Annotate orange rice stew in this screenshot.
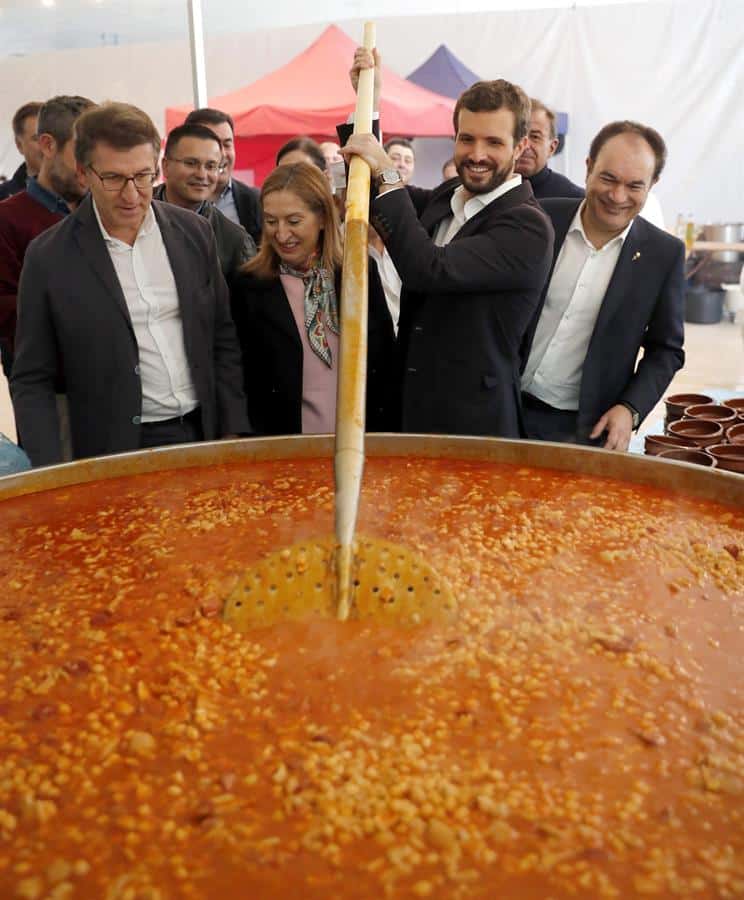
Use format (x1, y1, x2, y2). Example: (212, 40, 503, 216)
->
(1, 456, 743, 899)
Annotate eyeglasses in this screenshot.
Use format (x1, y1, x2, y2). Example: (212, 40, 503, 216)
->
(88, 166, 158, 192)
(166, 156, 226, 175)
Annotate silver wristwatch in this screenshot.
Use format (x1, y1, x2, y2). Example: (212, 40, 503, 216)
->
(377, 168, 402, 186)
(620, 402, 641, 430)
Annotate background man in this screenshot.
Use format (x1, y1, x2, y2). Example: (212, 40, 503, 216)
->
(0, 95, 94, 376)
(383, 137, 416, 184)
(515, 99, 584, 200)
(319, 140, 343, 167)
(342, 50, 553, 438)
(520, 121, 685, 450)
(441, 157, 458, 181)
(0, 102, 44, 201)
(11, 102, 250, 466)
(184, 107, 262, 245)
(155, 123, 256, 282)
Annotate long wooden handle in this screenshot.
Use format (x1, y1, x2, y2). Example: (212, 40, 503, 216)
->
(335, 22, 375, 621)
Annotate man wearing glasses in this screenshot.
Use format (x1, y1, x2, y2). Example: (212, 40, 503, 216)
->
(184, 108, 262, 246)
(11, 102, 251, 466)
(154, 123, 255, 282)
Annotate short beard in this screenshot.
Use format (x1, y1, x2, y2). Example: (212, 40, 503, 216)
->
(455, 159, 512, 195)
(48, 164, 86, 205)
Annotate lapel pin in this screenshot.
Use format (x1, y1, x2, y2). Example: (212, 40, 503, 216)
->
(632, 251, 641, 262)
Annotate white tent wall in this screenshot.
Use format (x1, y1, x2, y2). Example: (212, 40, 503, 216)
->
(1, 0, 742, 224)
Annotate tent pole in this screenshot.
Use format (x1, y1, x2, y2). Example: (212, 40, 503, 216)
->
(187, 0, 208, 108)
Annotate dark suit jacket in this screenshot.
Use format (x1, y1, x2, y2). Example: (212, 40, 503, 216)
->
(153, 185, 256, 282)
(528, 166, 585, 201)
(371, 180, 554, 438)
(230, 264, 398, 435)
(0, 163, 27, 202)
(521, 197, 685, 441)
(231, 179, 262, 246)
(11, 196, 251, 467)
(204, 203, 256, 282)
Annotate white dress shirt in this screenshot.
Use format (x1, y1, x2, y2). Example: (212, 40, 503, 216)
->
(521, 202, 633, 410)
(372, 174, 522, 334)
(93, 200, 198, 422)
(375, 173, 522, 248)
(434, 174, 522, 246)
(368, 244, 402, 333)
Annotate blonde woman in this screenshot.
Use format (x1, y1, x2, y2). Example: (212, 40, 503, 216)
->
(230, 162, 397, 435)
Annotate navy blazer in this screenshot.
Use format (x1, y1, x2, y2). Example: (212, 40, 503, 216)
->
(230, 263, 398, 435)
(528, 166, 585, 201)
(0, 163, 27, 202)
(11, 196, 251, 466)
(371, 180, 553, 438)
(521, 198, 685, 440)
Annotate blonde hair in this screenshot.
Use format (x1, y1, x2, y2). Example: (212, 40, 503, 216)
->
(244, 162, 343, 279)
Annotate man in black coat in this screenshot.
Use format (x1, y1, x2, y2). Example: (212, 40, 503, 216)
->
(515, 99, 584, 200)
(155, 123, 256, 283)
(184, 108, 262, 245)
(520, 121, 685, 450)
(11, 102, 250, 467)
(341, 51, 554, 439)
(0, 102, 43, 202)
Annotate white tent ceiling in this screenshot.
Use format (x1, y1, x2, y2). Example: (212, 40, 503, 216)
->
(1, 0, 678, 56)
(1, 0, 742, 224)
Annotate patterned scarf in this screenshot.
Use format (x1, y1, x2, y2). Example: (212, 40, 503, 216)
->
(280, 259, 339, 367)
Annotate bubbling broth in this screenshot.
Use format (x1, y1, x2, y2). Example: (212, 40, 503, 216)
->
(0, 457, 743, 899)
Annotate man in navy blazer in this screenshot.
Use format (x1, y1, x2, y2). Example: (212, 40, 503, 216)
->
(520, 121, 685, 450)
(341, 49, 553, 439)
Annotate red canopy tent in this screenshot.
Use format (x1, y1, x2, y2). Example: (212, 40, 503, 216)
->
(165, 25, 455, 185)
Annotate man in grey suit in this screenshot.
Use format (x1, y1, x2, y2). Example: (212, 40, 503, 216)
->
(11, 102, 251, 467)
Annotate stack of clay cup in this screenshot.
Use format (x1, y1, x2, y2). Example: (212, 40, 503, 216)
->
(644, 394, 744, 471)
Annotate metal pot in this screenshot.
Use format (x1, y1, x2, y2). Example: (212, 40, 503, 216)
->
(2, 435, 742, 900)
(702, 222, 744, 262)
(1, 434, 742, 508)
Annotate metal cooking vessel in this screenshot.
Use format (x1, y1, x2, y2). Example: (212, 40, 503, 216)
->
(702, 222, 744, 262)
(1, 434, 742, 508)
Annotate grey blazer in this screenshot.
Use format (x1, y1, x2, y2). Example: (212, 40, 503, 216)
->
(152, 184, 256, 282)
(11, 196, 251, 466)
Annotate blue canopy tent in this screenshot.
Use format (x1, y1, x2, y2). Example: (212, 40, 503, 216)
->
(407, 44, 482, 99)
(404, 44, 571, 187)
(408, 43, 569, 144)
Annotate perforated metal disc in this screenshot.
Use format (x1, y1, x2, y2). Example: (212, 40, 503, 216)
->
(222, 534, 457, 631)
(350, 537, 458, 625)
(223, 537, 336, 631)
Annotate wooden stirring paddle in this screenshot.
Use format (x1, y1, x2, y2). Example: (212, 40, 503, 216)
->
(223, 24, 456, 630)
